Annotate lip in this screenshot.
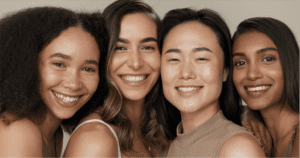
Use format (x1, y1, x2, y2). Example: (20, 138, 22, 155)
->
(118, 74, 150, 86)
(243, 84, 272, 97)
(51, 90, 82, 108)
(175, 85, 203, 97)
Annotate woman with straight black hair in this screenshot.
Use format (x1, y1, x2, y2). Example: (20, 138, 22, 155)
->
(232, 17, 299, 157)
(0, 7, 108, 157)
(158, 8, 265, 157)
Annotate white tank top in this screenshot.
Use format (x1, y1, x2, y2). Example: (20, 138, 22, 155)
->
(61, 119, 121, 158)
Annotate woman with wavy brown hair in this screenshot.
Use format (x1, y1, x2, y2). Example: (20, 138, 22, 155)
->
(63, 0, 169, 157)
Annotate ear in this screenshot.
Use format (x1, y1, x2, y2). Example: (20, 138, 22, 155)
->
(222, 68, 229, 82)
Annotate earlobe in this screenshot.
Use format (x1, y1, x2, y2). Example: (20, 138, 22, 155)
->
(223, 68, 229, 82)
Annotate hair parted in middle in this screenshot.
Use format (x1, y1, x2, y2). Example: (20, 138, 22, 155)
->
(158, 8, 242, 125)
(100, 0, 168, 153)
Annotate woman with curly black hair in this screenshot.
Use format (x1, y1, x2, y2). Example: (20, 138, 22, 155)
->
(63, 0, 170, 157)
(0, 7, 108, 157)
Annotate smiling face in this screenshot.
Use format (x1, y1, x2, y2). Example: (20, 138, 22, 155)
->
(161, 21, 228, 115)
(232, 30, 285, 111)
(109, 13, 160, 102)
(38, 27, 100, 120)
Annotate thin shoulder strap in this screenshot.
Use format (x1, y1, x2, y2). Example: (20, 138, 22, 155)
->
(71, 119, 122, 158)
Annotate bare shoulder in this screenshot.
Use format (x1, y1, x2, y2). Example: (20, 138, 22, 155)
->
(63, 120, 119, 157)
(291, 125, 299, 157)
(219, 132, 266, 157)
(0, 118, 43, 157)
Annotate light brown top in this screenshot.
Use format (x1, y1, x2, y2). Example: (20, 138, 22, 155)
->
(167, 110, 252, 157)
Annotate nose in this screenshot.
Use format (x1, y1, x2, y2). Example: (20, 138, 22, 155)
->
(63, 70, 83, 91)
(179, 61, 196, 80)
(127, 49, 144, 71)
(247, 63, 263, 81)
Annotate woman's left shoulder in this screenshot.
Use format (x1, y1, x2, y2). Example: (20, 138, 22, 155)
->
(219, 132, 266, 157)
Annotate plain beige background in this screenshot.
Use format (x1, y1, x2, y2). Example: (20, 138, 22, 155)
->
(0, 0, 299, 154)
(0, 0, 299, 44)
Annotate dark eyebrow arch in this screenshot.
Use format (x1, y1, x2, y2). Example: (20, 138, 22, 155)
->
(233, 47, 278, 58)
(85, 60, 98, 65)
(140, 37, 157, 43)
(193, 47, 213, 53)
(257, 47, 278, 53)
(164, 48, 181, 54)
(49, 53, 71, 59)
(117, 38, 129, 44)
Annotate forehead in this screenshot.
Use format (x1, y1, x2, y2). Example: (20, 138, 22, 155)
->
(39, 27, 100, 61)
(233, 30, 277, 52)
(119, 13, 157, 39)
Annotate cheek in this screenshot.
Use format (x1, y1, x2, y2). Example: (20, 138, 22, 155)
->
(161, 62, 175, 86)
(84, 76, 99, 94)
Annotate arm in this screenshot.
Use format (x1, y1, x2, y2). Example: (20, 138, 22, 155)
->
(63, 121, 119, 157)
(0, 119, 43, 157)
(219, 132, 266, 157)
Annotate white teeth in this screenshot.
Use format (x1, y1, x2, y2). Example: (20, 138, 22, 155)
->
(121, 75, 147, 82)
(177, 87, 200, 92)
(53, 91, 79, 103)
(247, 86, 271, 92)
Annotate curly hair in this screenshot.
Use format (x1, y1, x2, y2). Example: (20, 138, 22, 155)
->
(100, 0, 169, 154)
(158, 8, 242, 126)
(0, 7, 108, 131)
(232, 17, 299, 117)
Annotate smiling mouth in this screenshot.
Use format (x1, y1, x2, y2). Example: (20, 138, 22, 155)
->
(52, 90, 80, 103)
(176, 87, 201, 92)
(120, 75, 148, 82)
(245, 85, 271, 92)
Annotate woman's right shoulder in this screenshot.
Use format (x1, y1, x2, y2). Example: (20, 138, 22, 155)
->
(0, 117, 43, 157)
(63, 118, 119, 157)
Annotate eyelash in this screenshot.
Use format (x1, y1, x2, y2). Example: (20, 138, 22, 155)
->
(53, 62, 65, 68)
(262, 57, 275, 62)
(115, 46, 127, 51)
(52, 62, 96, 72)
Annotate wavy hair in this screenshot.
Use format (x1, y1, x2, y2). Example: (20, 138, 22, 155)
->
(100, 0, 169, 154)
(232, 17, 299, 115)
(158, 8, 242, 126)
(0, 7, 108, 131)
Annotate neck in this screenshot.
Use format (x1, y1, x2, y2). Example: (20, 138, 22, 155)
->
(181, 101, 220, 134)
(38, 110, 62, 141)
(260, 101, 299, 145)
(123, 98, 145, 134)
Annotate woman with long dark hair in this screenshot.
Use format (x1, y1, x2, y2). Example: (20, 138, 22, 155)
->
(63, 0, 169, 157)
(158, 8, 265, 157)
(232, 17, 299, 157)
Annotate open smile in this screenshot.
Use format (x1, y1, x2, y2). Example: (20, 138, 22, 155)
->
(245, 85, 272, 92)
(120, 75, 149, 82)
(52, 90, 81, 103)
(176, 86, 202, 93)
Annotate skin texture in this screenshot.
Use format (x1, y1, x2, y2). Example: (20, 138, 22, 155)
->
(161, 21, 265, 157)
(233, 30, 299, 157)
(109, 13, 160, 102)
(161, 21, 227, 134)
(0, 27, 100, 157)
(64, 13, 160, 157)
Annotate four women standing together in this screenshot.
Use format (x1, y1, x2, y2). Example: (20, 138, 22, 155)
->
(0, 0, 298, 157)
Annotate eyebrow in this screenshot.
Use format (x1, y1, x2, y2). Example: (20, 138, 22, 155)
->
(164, 47, 213, 54)
(232, 47, 278, 57)
(85, 60, 98, 65)
(49, 53, 98, 65)
(117, 37, 157, 44)
(49, 53, 71, 59)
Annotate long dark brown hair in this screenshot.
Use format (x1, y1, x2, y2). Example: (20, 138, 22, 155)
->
(100, 0, 169, 154)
